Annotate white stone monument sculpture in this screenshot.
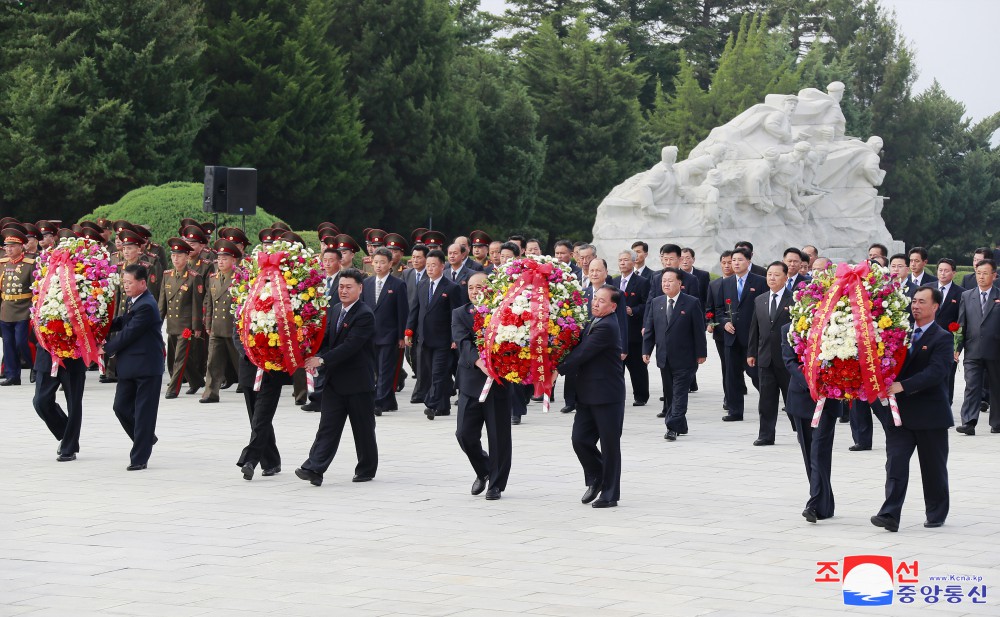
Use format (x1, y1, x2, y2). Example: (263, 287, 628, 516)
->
(592, 83, 902, 271)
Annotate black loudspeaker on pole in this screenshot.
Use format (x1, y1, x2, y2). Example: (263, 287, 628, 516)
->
(226, 168, 257, 216)
(203, 166, 228, 213)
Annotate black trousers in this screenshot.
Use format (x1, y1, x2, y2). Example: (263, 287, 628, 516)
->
(792, 410, 837, 518)
(757, 362, 790, 441)
(420, 345, 453, 412)
(660, 363, 694, 433)
(33, 359, 86, 456)
(237, 364, 284, 471)
(374, 343, 402, 409)
(302, 388, 378, 478)
(562, 373, 577, 408)
(623, 339, 649, 403)
(408, 338, 427, 402)
(878, 426, 950, 525)
(509, 383, 531, 419)
(723, 341, 758, 417)
(456, 385, 512, 491)
(572, 401, 624, 502)
(113, 374, 162, 466)
(713, 336, 726, 404)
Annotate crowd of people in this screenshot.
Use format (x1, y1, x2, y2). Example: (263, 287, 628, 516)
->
(2, 215, 999, 524)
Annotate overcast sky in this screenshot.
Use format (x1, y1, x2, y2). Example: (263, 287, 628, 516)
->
(478, 0, 998, 124)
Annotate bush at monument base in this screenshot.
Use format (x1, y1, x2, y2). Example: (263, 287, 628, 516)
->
(81, 182, 286, 245)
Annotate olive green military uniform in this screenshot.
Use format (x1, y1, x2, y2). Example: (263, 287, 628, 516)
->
(158, 268, 205, 396)
(202, 269, 239, 401)
(186, 251, 214, 390)
(0, 255, 36, 379)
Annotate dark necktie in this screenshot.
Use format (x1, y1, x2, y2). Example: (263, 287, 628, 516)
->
(911, 326, 923, 348)
(666, 298, 674, 325)
(336, 306, 347, 332)
(769, 292, 778, 321)
(126, 297, 134, 312)
(429, 280, 435, 303)
(983, 291, 989, 312)
(452, 270, 458, 281)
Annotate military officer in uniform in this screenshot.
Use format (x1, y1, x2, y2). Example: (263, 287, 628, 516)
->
(22, 223, 41, 258)
(1, 228, 36, 386)
(201, 239, 241, 403)
(159, 238, 205, 399)
(362, 228, 386, 276)
(470, 230, 491, 269)
(181, 225, 214, 391)
(36, 220, 59, 251)
(333, 234, 361, 270)
(384, 233, 408, 278)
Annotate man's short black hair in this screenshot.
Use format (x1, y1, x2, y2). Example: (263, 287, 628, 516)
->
(719, 250, 734, 261)
(124, 263, 148, 281)
(426, 249, 447, 263)
(937, 257, 957, 270)
(783, 247, 804, 260)
(976, 258, 997, 273)
(681, 247, 695, 258)
(500, 242, 520, 257)
(598, 284, 621, 305)
(659, 243, 681, 257)
(411, 243, 428, 257)
(373, 247, 393, 260)
(732, 247, 751, 261)
(340, 268, 365, 285)
(768, 260, 788, 274)
(555, 239, 573, 252)
(322, 247, 342, 260)
(631, 241, 648, 253)
(915, 284, 942, 305)
(908, 246, 928, 261)
(734, 240, 754, 253)
(660, 267, 683, 280)
(889, 253, 908, 264)
(868, 243, 888, 258)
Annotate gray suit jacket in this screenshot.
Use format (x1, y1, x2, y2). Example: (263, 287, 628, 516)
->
(957, 286, 1000, 360)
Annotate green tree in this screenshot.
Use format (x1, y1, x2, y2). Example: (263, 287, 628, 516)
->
(330, 0, 475, 236)
(0, 0, 209, 223)
(646, 52, 709, 158)
(519, 19, 646, 244)
(196, 0, 370, 230)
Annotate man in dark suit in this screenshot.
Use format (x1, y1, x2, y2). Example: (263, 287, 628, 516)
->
(362, 248, 409, 414)
(719, 247, 767, 421)
(616, 249, 651, 406)
(555, 240, 581, 279)
(648, 244, 700, 308)
(452, 273, 512, 500)
(558, 285, 626, 508)
(707, 251, 734, 408)
(871, 286, 953, 532)
(783, 248, 812, 294)
(296, 269, 379, 486)
(446, 242, 476, 304)
(32, 348, 87, 461)
(933, 258, 965, 404)
(680, 247, 710, 308)
(781, 323, 842, 523)
(102, 264, 165, 471)
(632, 241, 654, 280)
(903, 247, 935, 296)
(956, 259, 1000, 435)
(747, 261, 794, 445)
(402, 244, 429, 403)
(642, 268, 707, 440)
(302, 247, 345, 411)
(963, 248, 999, 289)
(406, 249, 461, 419)
(735, 240, 767, 277)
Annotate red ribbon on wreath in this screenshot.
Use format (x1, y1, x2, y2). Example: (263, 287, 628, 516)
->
(240, 250, 306, 374)
(33, 249, 104, 369)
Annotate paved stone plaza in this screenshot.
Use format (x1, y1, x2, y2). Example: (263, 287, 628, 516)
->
(3, 352, 999, 617)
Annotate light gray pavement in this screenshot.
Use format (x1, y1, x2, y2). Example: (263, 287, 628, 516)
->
(2, 350, 999, 617)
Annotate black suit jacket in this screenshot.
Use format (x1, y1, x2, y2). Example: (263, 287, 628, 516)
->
(890, 321, 954, 430)
(615, 274, 650, 343)
(320, 301, 376, 394)
(903, 271, 936, 297)
(447, 265, 476, 304)
(642, 293, 707, 369)
(583, 286, 628, 354)
(407, 275, 462, 349)
(558, 316, 625, 405)
(103, 291, 165, 378)
(634, 265, 654, 281)
(719, 272, 767, 348)
(361, 275, 409, 345)
(452, 304, 488, 395)
(649, 269, 701, 309)
(747, 288, 793, 368)
(706, 276, 728, 342)
(781, 323, 842, 420)
(686, 267, 711, 307)
(750, 263, 767, 277)
(786, 272, 812, 294)
(957, 285, 1000, 360)
(962, 272, 1000, 290)
(933, 283, 964, 330)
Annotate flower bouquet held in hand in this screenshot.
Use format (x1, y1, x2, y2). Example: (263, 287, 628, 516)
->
(948, 322, 963, 354)
(31, 236, 120, 374)
(787, 261, 911, 426)
(473, 255, 589, 412)
(232, 240, 328, 390)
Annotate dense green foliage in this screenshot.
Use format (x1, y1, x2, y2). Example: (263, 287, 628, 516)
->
(1, 0, 997, 259)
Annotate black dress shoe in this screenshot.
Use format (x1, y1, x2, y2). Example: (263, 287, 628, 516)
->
(199, 397, 220, 404)
(980, 401, 990, 413)
(57, 453, 76, 462)
(722, 415, 743, 422)
(664, 430, 677, 441)
(294, 397, 307, 406)
(870, 514, 899, 532)
(633, 400, 647, 406)
(374, 407, 383, 417)
(424, 408, 435, 420)
(295, 467, 323, 486)
(29, 369, 36, 383)
(923, 520, 944, 528)
(581, 485, 601, 504)
(0, 378, 21, 386)
(434, 409, 451, 416)
(126, 463, 147, 471)
(511, 415, 521, 425)
(186, 386, 200, 395)
(992, 427, 1000, 434)
(802, 508, 817, 523)
(485, 487, 501, 500)
(656, 411, 666, 418)
(560, 406, 575, 414)
(688, 386, 698, 393)
(261, 466, 281, 477)
(352, 474, 373, 482)
(592, 499, 617, 508)
(471, 475, 488, 495)
(530, 395, 543, 402)
(396, 379, 406, 393)
(659, 396, 664, 401)
(411, 397, 424, 405)
(849, 444, 872, 451)
(99, 375, 109, 383)
(235, 385, 244, 393)
(241, 462, 255, 481)
(753, 439, 774, 446)
(221, 381, 232, 390)
(164, 392, 178, 400)
(300, 402, 319, 412)
(956, 424, 975, 435)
